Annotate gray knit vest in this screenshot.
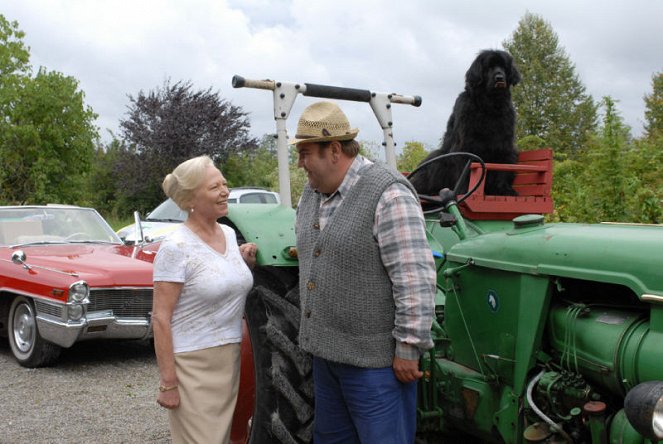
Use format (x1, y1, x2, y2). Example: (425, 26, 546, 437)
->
(297, 163, 418, 368)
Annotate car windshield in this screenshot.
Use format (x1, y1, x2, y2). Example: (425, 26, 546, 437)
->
(0, 207, 122, 246)
(146, 199, 188, 223)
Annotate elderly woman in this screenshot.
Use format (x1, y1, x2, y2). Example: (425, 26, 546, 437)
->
(152, 155, 257, 443)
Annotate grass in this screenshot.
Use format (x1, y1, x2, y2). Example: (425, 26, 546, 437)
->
(105, 215, 135, 231)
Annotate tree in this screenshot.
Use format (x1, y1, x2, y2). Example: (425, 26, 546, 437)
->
(552, 97, 661, 223)
(397, 141, 429, 173)
(623, 137, 663, 224)
(585, 97, 629, 221)
(84, 136, 127, 217)
(623, 74, 663, 222)
(117, 79, 258, 213)
(643, 71, 663, 140)
(503, 12, 597, 158)
(0, 16, 98, 204)
(359, 141, 381, 162)
(2, 69, 98, 204)
(552, 96, 662, 224)
(0, 15, 29, 108)
(0, 15, 31, 202)
(0, 15, 30, 105)
(224, 134, 278, 189)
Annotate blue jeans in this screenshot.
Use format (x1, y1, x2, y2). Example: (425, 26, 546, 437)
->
(312, 356, 417, 444)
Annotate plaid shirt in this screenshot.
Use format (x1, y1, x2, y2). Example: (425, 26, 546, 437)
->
(300, 155, 435, 360)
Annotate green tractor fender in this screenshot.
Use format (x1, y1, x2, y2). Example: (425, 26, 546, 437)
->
(224, 203, 298, 267)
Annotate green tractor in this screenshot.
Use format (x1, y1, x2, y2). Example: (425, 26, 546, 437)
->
(227, 76, 663, 444)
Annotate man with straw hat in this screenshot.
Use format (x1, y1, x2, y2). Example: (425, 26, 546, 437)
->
(293, 101, 436, 443)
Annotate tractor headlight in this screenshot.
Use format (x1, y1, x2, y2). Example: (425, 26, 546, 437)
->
(69, 281, 89, 303)
(624, 381, 663, 440)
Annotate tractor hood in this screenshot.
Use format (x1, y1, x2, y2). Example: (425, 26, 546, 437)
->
(447, 221, 663, 298)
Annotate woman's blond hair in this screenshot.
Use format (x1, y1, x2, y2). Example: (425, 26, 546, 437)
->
(162, 155, 215, 210)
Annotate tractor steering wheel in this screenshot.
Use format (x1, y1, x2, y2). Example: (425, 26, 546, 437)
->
(408, 152, 487, 212)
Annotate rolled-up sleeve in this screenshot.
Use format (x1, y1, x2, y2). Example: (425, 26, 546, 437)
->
(375, 182, 436, 360)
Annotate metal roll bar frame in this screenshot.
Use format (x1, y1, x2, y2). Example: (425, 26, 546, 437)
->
(232, 75, 421, 207)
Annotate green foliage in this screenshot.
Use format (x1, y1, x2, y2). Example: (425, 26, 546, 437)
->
(0, 15, 30, 204)
(0, 15, 30, 113)
(0, 15, 98, 205)
(517, 135, 547, 152)
(503, 13, 659, 224)
(224, 134, 278, 189)
(549, 158, 584, 222)
(286, 143, 308, 207)
(288, 159, 308, 207)
(104, 214, 135, 232)
(586, 97, 629, 220)
(622, 136, 663, 223)
(84, 137, 127, 216)
(0, 69, 98, 204)
(504, 12, 597, 158)
(397, 141, 429, 173)
(552, 97, 661, 224)
(0, 15, 30, 74)
(643, 71, 663, 140)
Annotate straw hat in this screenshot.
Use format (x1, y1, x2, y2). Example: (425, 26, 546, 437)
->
(289, 101, 359, 146)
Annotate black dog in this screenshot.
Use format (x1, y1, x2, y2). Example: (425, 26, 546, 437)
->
(410, 49, 521, 197)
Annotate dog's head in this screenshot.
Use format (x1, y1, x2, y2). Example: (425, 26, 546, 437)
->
(465, 50, 521, 93)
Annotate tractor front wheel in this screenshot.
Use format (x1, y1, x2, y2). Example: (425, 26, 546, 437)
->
(245, 266, 313, 443)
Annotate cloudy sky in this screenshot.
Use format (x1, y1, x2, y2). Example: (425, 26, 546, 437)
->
(3, 0, 662, 156)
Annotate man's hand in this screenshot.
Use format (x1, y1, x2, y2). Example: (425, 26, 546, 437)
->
(392, 356, 423, 383)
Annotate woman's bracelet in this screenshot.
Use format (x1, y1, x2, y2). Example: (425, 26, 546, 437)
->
(159, 384, 178, 392)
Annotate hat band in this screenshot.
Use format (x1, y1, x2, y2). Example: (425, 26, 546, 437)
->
(295, 133, 324, 140)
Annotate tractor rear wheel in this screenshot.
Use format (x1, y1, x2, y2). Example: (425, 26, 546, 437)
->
(245, 266, 313, 444)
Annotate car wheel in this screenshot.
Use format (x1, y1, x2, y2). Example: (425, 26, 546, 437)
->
(8, 296, 61, 368)
(245, 266, 314, 444)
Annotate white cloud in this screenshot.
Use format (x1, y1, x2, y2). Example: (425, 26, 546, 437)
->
(3, 0, 661, 150)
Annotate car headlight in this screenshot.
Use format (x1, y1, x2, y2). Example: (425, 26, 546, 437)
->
(68, 304, 84, 321)
(624, 381, 663, 440)
(69, 281, 89, 303)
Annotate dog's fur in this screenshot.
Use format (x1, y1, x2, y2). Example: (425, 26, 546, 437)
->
(410, 49, 521, 196)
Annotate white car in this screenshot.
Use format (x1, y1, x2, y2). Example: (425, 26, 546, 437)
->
(118, 188, 280, 243)
(227, 187, 280, 204)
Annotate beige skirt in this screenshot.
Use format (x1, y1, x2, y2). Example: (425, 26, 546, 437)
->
(169, 343, 241, 444)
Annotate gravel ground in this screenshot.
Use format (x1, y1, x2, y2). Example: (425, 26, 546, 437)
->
(0, 339, 171, 443)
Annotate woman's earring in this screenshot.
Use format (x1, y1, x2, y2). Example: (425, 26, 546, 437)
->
(190, 208, 195, 213)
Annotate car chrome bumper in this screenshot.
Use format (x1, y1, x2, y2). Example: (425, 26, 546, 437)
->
(36, 313, 153, 348)
(33, 287, 153, 348)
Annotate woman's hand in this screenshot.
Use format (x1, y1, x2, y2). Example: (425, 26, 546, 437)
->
(240, 242, 258, 269)
(157, 387, 180, 409)
(152, 281, 183, 411)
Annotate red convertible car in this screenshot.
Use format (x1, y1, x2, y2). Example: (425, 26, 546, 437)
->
(0, 205, 156, 367)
